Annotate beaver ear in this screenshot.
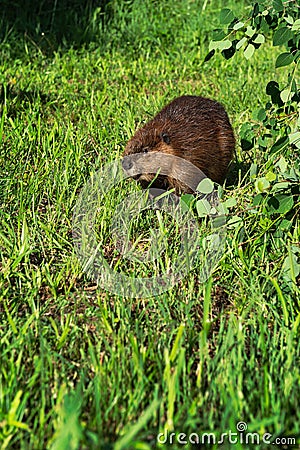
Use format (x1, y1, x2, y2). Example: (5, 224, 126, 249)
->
(161, 132, 170, 145)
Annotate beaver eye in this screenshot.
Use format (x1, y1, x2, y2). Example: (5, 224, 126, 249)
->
(142, 148, 149, 153)
(161, 132, 170, 145)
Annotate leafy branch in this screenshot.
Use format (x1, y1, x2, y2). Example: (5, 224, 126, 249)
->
(204, 0, 299, 245)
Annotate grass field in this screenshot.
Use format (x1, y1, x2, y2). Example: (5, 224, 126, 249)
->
(0, 1, 299, 449)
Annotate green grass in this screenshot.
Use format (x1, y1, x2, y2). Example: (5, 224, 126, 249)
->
(0, 0, 299, 449)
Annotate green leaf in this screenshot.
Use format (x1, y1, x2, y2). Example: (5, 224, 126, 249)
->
(209, 39, 232, 52)
(255, 177, 270, 193)
(279, 219, 292, 230)
(292, 19, 300, 31)
(282, 253, 300, 282)
(285, 15, 294, 26)
(211, 29, 226, 41)
(181, 194, 194, 210)
(250, 163, 258, 178)
(258, 109, 267, 121)
(245, 26, 255, 37)
(196, 178, 214, 194)
(220, 8, 234, 24)
(273, 0, 284, 12)
(233, 21, 245, 31)
(275, 52, 294, 68)
(253, 34, 265, 44)
(253, 108, 267, 121)
(266, 171, 276, 182)
(267, 194, 294, 214)
(208, 41, 218, 51)
(260, 17, 270, 33)
(275, 156, 288, 173)
(280, 88, 292, 103)
(253, 193, 264, 206)
(236, 37, 247, 50)
(273, 27, 293, 46)
(258, 136, 268, 148)
(223, 197, 237, 208)
(289, 132, 300, 149)
(227, 215, 243, 228)
(244, 43, 255, 60)
(240, 122, 255, 150)
(218, 40, 232, 51)
(271, 182, 290, 192)
(196, 199, 213, 217)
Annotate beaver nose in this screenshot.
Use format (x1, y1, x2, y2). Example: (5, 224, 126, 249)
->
(122, 158, 133, 170)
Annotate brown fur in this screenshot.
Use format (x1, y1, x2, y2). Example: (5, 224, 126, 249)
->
(123, 95, 235, 193)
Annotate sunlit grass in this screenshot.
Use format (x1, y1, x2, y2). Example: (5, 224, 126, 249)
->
(0, 0, 299, 449)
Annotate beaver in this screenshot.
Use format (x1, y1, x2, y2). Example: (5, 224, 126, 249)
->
(123, 95, 235, 194)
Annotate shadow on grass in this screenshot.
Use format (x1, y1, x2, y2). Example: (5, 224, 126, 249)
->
(0, 83, 55, 117)
(0, 0, 111, 57)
